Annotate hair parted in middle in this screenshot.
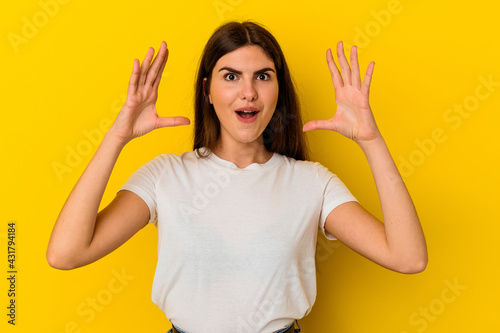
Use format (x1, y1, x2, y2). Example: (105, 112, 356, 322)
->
(193, 21, 309, 161)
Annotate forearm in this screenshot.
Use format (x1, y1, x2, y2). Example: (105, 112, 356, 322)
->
(46, 131, 126, 267)
(359, 136, 427, 270)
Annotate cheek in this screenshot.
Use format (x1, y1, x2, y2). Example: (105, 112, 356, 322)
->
(210, 84, 236, 107)
(263, 85, 279, 107)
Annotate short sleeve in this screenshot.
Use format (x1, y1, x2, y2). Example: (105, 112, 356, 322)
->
(118, 155, 166, 226)
(317, 164, 358, 240)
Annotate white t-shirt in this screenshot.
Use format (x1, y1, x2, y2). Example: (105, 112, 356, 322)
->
(120, 149, 357, 333)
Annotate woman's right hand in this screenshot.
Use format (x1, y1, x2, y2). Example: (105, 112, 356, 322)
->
(109, 41, 190, 143)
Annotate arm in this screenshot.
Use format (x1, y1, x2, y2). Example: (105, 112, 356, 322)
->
(46, 42, 190, 270)
(303, 42, 427, 274)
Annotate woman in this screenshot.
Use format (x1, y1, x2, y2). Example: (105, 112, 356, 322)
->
(47, 21, 427, 333)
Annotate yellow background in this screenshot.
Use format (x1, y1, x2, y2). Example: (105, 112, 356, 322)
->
(1, 0, 499, 332)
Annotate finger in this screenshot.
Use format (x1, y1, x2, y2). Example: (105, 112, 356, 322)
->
(326, 48, 343, 88)
(303, 120, 334, 132)
(156, 116, 191, 128)
(146, 41, 168, 87)
(152, 43, 169, 89)
(350, 46, 361, 89)
(127, 59, 140, 96)
(336, 41, 351, 85)
(361, 61, 375, 96)
(139, 47, 155, 85)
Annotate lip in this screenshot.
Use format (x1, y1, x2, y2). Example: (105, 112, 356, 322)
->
(235, 106, 259, 112)
(235, 106, 260, 123)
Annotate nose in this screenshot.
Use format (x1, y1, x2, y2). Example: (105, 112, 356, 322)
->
(240, 78, 258, 101)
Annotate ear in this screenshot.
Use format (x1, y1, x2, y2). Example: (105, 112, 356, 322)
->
(203, 78, 213, 104)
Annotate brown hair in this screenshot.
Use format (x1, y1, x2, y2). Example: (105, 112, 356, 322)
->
(193, 21, 309, 161)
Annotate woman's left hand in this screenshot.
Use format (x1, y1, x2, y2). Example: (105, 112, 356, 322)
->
(303, 41, 380, 144)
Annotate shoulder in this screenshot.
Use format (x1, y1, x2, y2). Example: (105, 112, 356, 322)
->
(279, 154, 331, 174)
(134, 150, 200, 176)
(276, 154, 336, 183)
(146, 150, 199, 166)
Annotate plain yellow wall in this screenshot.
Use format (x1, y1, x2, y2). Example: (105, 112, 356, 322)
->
(2, 0, 499, 332)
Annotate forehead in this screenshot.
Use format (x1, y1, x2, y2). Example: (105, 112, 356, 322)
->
(213, 45, 275, 71)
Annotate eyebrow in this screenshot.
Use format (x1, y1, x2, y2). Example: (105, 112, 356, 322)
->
(218, 66, 276, 75)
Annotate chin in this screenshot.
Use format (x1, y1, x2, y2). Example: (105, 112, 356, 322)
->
(233, 134, 263, 145)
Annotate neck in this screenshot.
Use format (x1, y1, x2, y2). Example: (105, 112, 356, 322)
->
(211, 138, 273, 169)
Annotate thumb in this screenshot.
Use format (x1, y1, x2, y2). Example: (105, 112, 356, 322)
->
(303, 119, 335, 132)
(155, 116, 191, 129)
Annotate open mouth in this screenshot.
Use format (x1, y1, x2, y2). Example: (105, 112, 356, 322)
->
(236, 110, 259, 119)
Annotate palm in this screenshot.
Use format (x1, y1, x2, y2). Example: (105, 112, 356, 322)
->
(120, 91, 162, 138)
(303, 41, 380, 143)
(111, 41, 190, 142)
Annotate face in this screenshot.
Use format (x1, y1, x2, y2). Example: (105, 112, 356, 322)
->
(206, 45, 279, 149)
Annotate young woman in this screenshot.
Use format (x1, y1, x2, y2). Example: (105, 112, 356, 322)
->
(47, 21, 427, 333)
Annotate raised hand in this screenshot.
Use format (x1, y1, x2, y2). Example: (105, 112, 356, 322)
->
(303, 41, 380, 144)
(110, 41, 190, 143)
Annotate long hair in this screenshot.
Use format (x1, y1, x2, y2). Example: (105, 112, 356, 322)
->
(193, 21, 309, 161)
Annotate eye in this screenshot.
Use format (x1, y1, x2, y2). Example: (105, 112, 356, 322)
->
(224, 73, 238, 81)
(256, 73, 271, 81)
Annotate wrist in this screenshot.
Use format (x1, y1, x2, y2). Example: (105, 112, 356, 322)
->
(357, 133, 385, 151)
(103, 129, 130, 149)
(357, 135, 388, 160)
